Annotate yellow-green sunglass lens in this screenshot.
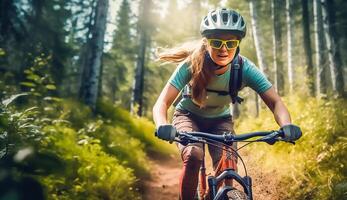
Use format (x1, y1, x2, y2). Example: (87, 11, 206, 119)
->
(210, 40, 223, 48)
(209, 39, 239, 50)
(226, 40, 239, 49)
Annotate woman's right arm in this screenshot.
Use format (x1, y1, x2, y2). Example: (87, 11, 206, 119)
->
(152, 83, 180, 128)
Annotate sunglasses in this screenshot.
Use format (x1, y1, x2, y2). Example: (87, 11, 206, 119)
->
(207, 39, 240, 50)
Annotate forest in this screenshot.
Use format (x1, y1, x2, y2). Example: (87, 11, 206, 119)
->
(0, 0, 346, 199)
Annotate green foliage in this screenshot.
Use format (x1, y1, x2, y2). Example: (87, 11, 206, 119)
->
(41, 125, 139, 200)
(96, 99, 176, 156)
(21, 55, 56, 98)
(57, 99, 93, 129)
(0, 94, 41, 157)
(0, 92, 176, 199)
(91, 124, 150, 177)
(236, 95, 347, 200)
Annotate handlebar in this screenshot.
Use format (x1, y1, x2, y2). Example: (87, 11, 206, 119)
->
(155, 125, 288, 146)
(176, 130, 285, 146)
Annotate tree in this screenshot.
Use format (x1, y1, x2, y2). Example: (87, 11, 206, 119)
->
(272, 0, 285, 96)
(0, 0, 71, 90)
(103, 0, 135, 107)
(79, 0, 109, 111)
(321, 0, 345, 96)
(302, 0, 315, 96)
(62, 0, 96, 97)
(286, 0, 294, 93)
(249, 0, 268, 75)
(190, 0, 202, 36)
(249, 0, 268, 117)
(313, 0, 327, 96)
(131, 0, 152, 116)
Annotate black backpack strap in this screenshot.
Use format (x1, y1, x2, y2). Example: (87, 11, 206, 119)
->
(229, 55, 244, 104)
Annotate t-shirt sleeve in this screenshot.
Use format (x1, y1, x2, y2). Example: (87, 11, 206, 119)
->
(242, 58, 272, 94)
(168, 62, 191, 91)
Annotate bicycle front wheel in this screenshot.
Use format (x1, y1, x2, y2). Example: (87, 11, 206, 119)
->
(226, 189, 248, 200)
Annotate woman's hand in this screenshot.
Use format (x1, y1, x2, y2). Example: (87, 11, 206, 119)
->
(155, 124, 177, 143)
(281, 124, 302, 142)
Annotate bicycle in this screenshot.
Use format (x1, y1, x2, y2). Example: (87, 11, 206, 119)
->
(155, 125, 299, 200)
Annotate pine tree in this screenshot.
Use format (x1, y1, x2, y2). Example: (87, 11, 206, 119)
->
(286, 0, 294, 93)
(103, 0, 135, 107)
(272, 0, 285, 96)
(79, 0, 109, 111)
(321, 0, 345, 97)
(131, 0, 153, 116)
(302, 0, 315, 96)
(313, 0, 327, 96)
(249, 0, 268, 117)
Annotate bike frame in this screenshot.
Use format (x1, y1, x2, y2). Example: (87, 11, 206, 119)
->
(174, 130, 285, 200)
(155, 127, 289, 200)
(198, 144, 253, 200)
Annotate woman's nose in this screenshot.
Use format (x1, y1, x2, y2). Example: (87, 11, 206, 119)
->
(220, 44, 227, 51)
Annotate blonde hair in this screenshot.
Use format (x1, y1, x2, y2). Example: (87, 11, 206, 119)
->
(157, 39, 214, 107)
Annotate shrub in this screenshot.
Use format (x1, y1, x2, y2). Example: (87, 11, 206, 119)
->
(236, 96, 347, 200)
(96, 99, 176, 156)
(41, 125, 139, 200)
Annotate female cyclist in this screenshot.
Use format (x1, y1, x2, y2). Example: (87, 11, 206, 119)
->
(153, 8, 301, 200)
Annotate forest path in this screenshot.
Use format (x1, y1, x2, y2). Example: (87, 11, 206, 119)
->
(142, 154, 181, 200)
(142, 150, 283, 200)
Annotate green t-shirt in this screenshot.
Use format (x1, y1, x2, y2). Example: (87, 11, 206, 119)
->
(168, 55, 272, 118)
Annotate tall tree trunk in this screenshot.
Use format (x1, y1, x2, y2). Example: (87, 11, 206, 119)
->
(272, 0, 284, 96)
(131, 0, 151, 116)
(272, 0, 278, 94)
(249, 0, 267, 117)
(321, 0, 345, 96)
(302, 0, 315, 96)
(286, 0, 294, 93)
(313, 0, 327, 96)
(79, 0, 108, 111)
(249, 0, 268, 74)
(191, 0, 201, 36)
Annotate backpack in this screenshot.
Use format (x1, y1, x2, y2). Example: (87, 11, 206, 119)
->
(206, 55, 244, 104)
(173, 55, 244, 106)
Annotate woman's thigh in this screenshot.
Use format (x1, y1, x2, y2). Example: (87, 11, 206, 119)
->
(172, 110, 203, 160)
(206, 116, 236, 169)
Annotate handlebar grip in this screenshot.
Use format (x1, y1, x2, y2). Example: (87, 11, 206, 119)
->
(156, 125, 177, 143)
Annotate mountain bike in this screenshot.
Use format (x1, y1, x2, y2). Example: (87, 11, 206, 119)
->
(155, 125, 297, 200)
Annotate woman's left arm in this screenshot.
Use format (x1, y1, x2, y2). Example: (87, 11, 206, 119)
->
(259, 86, 291, 127)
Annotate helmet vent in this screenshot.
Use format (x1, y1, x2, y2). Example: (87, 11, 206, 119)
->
(222, 13, 228, 25)
(241, 19, 245, 27)
(205, 18, 209, 26)
(232, 14, 238, 23)
(211, 12, 217, 23)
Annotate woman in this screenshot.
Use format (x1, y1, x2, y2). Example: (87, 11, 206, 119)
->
(153, 8, 301, 200)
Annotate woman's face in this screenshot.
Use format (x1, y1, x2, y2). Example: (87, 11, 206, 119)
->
(206, 33, 239, 66)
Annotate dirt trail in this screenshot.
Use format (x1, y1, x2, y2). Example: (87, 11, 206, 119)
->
(142, 154, 181, 200)
(142, 151, 283, 200)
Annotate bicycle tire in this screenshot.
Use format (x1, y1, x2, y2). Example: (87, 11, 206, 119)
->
(226, 189, 248, 200)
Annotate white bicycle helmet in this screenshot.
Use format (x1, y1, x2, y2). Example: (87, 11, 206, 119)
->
(200, 8, 246, 38)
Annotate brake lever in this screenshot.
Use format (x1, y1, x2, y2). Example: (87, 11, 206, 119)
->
(277, 138, 296, 145)
(177, 133, 204, 145)
(258, 131, 281, 145)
